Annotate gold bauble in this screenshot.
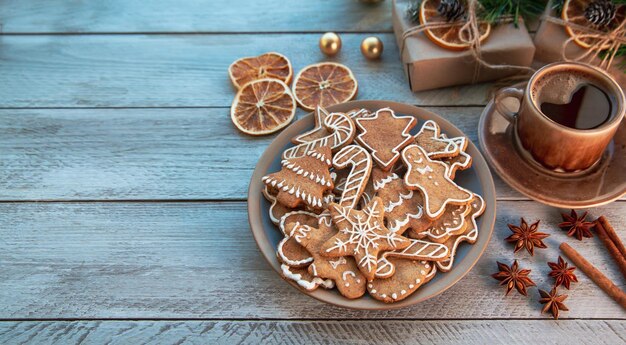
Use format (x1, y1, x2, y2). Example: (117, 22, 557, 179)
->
(319, 32, 342, 56)
(360, 36, 383, 59)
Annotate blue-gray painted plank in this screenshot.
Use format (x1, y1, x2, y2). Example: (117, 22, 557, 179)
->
(0, 34, 492, 108)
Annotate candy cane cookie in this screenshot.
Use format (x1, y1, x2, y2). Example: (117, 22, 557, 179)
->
(332, 145, 373, 209)
(283, 111, 355, 159)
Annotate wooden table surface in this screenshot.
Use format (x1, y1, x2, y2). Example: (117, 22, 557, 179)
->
(0, 1, 624, 344)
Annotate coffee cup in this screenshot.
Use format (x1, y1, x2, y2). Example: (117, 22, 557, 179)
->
(495, 62, 625, 172)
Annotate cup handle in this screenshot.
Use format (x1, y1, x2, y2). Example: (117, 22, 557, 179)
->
(494, 87, 524, 123)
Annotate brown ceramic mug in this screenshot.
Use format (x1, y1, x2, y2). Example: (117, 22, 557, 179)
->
(495, 62, 625, 172)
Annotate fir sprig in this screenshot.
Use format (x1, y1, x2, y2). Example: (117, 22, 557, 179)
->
(406, 0, 547, 26)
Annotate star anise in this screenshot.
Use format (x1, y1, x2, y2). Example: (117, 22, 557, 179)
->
(491, 260, 536, 296)
(505, 218, 549, 256)
(539, 287, 569, 319)
(547, 256, 578, 290)
(559, 209, 594, 241)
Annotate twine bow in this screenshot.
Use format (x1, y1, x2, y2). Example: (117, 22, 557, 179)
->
(542, 14, 626, 71)
(400, 0, 535, 83)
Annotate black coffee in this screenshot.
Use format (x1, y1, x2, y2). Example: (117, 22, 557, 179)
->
(540, 83, 612, 130)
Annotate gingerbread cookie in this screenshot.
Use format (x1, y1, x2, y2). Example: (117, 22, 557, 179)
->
(368, 258, 436, 303)
(283, 111, 355, 159)
(371, 168, 428, 234)
(414, 120, 459, 159)
(280, 264, 334, 291)
(263, 146, 334, 209)
(437, 194, 485, 272)
(355, 108, 417, 171)
(287, 216, 367, 299)
(292, 107, 373, 145)
(321, 197, 411, 280)
(438, 135, 472, 179)
(332, 145, 372, 209)
(402, 145, 473, 219)
(407, 203, 473, 243)
(262, 186, 301, 225)
(276, 211, 321, 267)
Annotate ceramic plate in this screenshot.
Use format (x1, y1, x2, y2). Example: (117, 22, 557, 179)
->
(248, 100, 496, 310)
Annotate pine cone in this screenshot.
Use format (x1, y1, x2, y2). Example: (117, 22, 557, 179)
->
(437, 0, 465, 22)
(585, 0, 616, 27)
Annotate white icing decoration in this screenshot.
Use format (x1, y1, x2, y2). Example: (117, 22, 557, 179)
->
(342, 271, 356, 283)
(401, 145, 473, 219)
(283, 111, 355, 159)
(354, 108, 416, 169)
(326, 199, 407, 273)
(332, 145, 373, 210)
(281, 264, 334, 291)
(329, 257, 347, 269)
(277, 236, 313, 266)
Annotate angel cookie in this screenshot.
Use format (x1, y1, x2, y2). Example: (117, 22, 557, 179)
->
(402, 145, 472, 219)
(355, 108, 416, 171)
(263, 146, 334, 209)
(321, 197, 411, 280)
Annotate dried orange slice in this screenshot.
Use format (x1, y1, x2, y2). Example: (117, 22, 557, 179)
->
(231, 78, 296, 136)
(419, 0, 490, 51)
(292, 62, 358, 111)
(228, 52, 293, 89)
(562, 0, 625, 49)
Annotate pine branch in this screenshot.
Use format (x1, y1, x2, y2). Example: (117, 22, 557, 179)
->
(406, 0, 547, 26)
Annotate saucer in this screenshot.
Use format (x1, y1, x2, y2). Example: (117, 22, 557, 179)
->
(478, 95, 626, 208)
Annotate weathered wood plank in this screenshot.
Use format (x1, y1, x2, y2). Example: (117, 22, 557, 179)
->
(1, 201, 624, 319)
(0, 0, 392, 33)
(0, 34, 494, 108)
(1, 320, 624, 345)
(0, 107, 532, 201)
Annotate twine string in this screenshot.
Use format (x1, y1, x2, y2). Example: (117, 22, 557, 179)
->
(541, 14, 626, 71)
(400, 0, 535, 83)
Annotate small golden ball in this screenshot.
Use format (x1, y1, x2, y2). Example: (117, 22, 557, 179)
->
(360, 36, 383, 60)
(319, 32, 342, 56)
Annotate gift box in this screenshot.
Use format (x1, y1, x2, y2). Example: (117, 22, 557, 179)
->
(533, 4, 626, 87)
(392, 0, 536, 92)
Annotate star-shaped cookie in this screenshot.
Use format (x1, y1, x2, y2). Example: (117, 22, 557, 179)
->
(355, 108, 416, 171)
(321, 197, 411, 280)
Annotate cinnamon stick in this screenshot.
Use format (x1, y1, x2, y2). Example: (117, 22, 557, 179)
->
(596, 216, 626, 258)
(595, 218, 626, 281)
(560, 242, 626, 310)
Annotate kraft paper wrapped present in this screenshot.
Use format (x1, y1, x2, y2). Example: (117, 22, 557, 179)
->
(392, 0, 536, 91)
(533, 5, 626, 87)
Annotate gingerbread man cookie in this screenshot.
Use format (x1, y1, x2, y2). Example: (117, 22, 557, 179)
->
(263, 146, 334, 209)
(321, 197, 411, 280)
(402, 145, 473, 219)
(355, 108, 417, 171)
